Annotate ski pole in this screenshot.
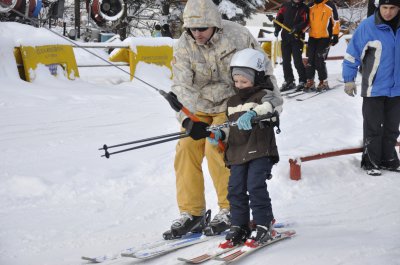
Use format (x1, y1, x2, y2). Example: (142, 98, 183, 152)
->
(102, 134, 189, 158)
(207, 112, 281, 134)
(10, 7, 224, 152)
(159, 90, 225, 152)
(100, 131, 186, 150)
(266, 14, 305, 43)
(99, 131, 187, 152)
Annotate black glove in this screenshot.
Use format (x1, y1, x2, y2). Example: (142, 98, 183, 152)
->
(182, 118, 211, 140)
(289, 28, 300, 35)
(330, 35, 339, 46)
(274, 29, 279, 37)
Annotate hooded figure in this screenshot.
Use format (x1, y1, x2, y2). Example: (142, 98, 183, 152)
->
(166, 0, 280, 239)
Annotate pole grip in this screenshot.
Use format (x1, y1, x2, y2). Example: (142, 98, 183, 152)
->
(209, 131, 225, 152)
(181, 107, 200, 122)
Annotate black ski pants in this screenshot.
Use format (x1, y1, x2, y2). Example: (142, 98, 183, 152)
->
(361, 96, 400, 167)
(227, 157, 274, 227)
(306, 37, 331, 81)
(281, 40, 306, 83)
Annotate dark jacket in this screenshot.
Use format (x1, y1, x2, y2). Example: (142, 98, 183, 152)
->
(275, 0, 309, 42)
(224, 87, 279, 166)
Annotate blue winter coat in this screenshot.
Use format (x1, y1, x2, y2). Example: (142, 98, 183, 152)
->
(342, 12, 400, 97)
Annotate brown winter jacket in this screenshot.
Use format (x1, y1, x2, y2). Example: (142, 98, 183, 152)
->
(224, 87, 281, 166)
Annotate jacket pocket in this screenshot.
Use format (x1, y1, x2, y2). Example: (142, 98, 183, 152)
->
(192, 62, 211, 88)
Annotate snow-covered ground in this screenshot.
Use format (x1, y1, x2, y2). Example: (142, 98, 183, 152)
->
(0, 22, 400, 265)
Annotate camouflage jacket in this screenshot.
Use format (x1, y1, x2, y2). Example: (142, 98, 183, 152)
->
(171, 0, 265, 123)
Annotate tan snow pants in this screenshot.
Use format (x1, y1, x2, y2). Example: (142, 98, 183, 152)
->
(174, 111, 230, 216)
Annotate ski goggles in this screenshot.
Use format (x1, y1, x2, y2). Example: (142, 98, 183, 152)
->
(188, 27, 210, 32)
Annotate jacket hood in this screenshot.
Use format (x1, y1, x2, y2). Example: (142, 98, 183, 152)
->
(183, 0, 222, 29)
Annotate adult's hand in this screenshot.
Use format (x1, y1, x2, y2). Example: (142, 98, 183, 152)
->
(182, 119, 211, 140)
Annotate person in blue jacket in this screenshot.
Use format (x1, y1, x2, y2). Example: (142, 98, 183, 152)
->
(342, 0, 400, 176)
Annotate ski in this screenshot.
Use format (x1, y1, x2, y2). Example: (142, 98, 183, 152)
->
(122, 232, 225, 260)
(177, 242, 240, 264)
(81, 233, 203, 263)
(280, 88, 299, 96)
(285, 91, 306, 98)
(82, 221, 294, 263)
(214, 230, 296, 263)
(176, 222, 294, 264)
(295, 84, 341, 101)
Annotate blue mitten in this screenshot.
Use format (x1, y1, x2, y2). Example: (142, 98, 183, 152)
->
(237, 110, 257, 130)
(207, 129, 223, 145)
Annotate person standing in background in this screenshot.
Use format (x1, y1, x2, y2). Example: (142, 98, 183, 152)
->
(274, 0, 309, 92)
(342, 0, 400, 176)
(304, 0, 340, 92)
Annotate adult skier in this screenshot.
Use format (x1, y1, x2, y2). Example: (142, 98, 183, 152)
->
(274, 0, 309, 92)
(164, 0, 264, 239)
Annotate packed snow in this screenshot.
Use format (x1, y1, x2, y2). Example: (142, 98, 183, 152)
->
(0, 22, 399, 265)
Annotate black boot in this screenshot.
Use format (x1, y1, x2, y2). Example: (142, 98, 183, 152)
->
(245, 220, 274, 246)
(203, 208, 231, 236)
(295, 81, 306, 91)
(280, 81, 295, 92)
(224, 225, 250, 245)
(163, 210, 211, 240)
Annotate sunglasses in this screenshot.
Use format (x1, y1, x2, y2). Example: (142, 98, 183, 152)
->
(189, 27, 209, 32)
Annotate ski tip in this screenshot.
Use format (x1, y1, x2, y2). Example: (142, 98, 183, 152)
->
(81, 256, 103, 263)
(81, 256, 96, 261)
(121, 253, 136, 258)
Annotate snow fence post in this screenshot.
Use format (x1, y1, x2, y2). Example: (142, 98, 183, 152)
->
(289, 158, 301, 181)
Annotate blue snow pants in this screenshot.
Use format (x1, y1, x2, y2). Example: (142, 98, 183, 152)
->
(227, 157, 274, 227)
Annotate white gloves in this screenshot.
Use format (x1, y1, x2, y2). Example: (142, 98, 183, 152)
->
(344, 81, 357, 97)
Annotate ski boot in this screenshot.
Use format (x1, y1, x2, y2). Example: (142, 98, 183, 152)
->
(244, 220, 275, 247)
(380, 159, 400, 172)
(303, 79, 315, 92)
(362, 162, 381, 176)
(316, 80, 329, 92)
(203, 208, 231, 236)
(279, 81, 296, 92)
(295, 81, 306, 92)
(219, 225, 251, 248)
(163, 210, 211, 240)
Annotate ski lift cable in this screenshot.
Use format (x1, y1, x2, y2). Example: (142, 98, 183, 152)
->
(10, 6, 225, 151)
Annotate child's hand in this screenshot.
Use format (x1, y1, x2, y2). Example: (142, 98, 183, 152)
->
(237, 111, 257, 130)
(207, 129, 223, 145)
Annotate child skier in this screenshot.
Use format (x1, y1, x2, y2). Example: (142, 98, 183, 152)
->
(207, 48, 283, 246)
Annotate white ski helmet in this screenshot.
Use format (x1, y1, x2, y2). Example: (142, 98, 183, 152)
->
(230, 48, 267, 73)
(230, 48, 272, 87)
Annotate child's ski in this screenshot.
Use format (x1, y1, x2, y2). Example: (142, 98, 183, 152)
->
(176, 222, 294, 264)
(214, 230, 296, 263)
(177, 242, 240, 264)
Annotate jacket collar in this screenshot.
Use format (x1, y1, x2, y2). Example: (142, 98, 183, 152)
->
(374, 10, 400, 30)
